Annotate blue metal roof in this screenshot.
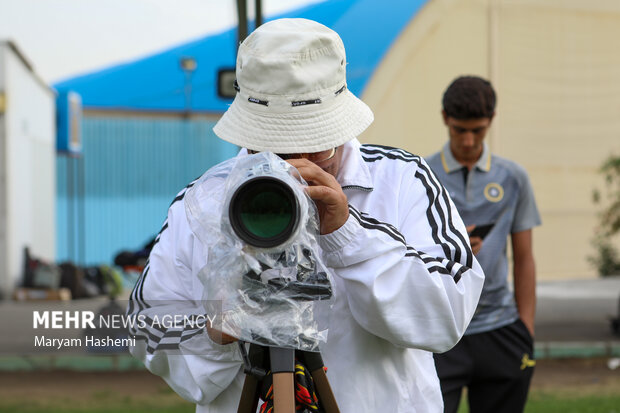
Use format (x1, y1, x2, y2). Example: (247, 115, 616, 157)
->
(54, 0, 427, 112)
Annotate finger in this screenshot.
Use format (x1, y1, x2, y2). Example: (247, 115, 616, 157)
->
(304, 185, 345, 206)
(466, 224, 476, 233)
(207, 325, 238, 345)
(469, 237, 482, 255)
(469, 236, 482, 244)
(286, 158, 349, 234)
(305, 185, 349, 234)
(287, 159, 339, 189)
(220, 333, 238, 345)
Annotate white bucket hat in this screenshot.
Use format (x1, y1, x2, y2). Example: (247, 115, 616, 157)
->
(213, 18, 374, 154)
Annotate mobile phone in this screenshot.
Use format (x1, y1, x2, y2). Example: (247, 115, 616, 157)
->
(469, 223, 494, 239)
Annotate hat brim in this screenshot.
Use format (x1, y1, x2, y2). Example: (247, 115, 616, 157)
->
(213, 90, 374, 153)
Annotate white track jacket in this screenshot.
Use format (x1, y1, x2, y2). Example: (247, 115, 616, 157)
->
(128, 139, 484, 412)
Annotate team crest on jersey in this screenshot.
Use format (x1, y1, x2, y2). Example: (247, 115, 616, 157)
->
(484, 183, 504, 203)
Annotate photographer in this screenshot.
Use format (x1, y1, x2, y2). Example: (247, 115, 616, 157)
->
(128, 18, 484, 413)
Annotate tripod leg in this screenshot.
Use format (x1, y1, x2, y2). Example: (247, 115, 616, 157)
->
(237, 343, 265, 413)
(269, 347, 296, 413)
(237, 375, 260, 413)
(303, 352, 340, 413)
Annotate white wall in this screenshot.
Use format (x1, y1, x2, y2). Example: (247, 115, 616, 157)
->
(0, 42, 55, 297)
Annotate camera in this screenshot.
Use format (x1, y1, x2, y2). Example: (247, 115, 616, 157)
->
(184, 151, 333, 350)
(226, 156, 332, 302)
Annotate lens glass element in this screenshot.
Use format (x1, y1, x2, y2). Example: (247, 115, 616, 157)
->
(229, 176, 299, 248)
(240, 187, 293, 238)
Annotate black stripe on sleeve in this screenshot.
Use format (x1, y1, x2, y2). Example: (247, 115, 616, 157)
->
(348, 205, 462, 282)
(349, 205, 406, 246)
(414, 161, 473, 268)
(359, 144, 473, 268)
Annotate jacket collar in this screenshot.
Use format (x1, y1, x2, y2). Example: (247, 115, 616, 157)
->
(440, 141, 491, 173)
(337, 139, 374, 191)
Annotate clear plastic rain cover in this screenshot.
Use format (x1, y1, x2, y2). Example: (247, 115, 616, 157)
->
(184, 152, 333, 351)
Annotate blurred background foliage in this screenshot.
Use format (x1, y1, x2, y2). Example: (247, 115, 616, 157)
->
(591, 155, 620, 276)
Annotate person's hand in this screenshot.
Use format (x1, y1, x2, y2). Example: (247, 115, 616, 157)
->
(522, 318, 535, 338)
(287, 158, 349, 234)
(206, 324, 237, 345)
(466, 225, 483, 255)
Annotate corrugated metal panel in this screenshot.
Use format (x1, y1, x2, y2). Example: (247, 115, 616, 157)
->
(56, 116, 238, 265)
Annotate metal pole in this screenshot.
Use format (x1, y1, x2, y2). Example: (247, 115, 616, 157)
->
(184, 71, 192, 116)
(77, 155, 86, 266)
(237, 0, 248, 44)
(68, 156, 75, 263)
(255, 0, 262, 28)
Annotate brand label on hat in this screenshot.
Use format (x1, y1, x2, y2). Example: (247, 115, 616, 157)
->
(248, 97, 269, 106)
(291, 98, 322, 107)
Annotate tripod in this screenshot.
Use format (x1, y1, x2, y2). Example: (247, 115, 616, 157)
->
(237, 341, 340, 413)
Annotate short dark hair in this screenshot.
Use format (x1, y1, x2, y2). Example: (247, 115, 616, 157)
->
(442, 76, 496, 119)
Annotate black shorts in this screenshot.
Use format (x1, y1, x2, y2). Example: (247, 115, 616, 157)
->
(433, 319, 535, 413)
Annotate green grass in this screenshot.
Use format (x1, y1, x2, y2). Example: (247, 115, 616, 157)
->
(0, 399, 195, 413)
(525, 393, 620, 413)
(1, 364, 618, 413)
(457, 393, 620, 413)
(0, 386, 195, 413)
(3, 393, 620, 413)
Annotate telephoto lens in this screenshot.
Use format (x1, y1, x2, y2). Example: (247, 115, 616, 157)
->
(228, 176, 301, 248)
